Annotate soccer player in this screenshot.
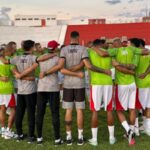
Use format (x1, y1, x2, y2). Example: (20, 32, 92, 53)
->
(6, 41, 17, 56)
(5, 42, 18, 93)
(34, 43, 44, 56)
(0, 48, 17, 139)
(92, 38, 143, 145)
(9, 40, 38, 143)
(135, 39, 150, 136)
(36, 40, 64, 145)
(8, 41, 63, 143)
(16, 41, 24, 56)
(39, 31, 111, 146)
(88, 39, 116, 146)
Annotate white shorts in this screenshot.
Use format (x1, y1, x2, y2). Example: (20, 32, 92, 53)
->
(0, 94, 16, 108)
(90, 85, 113, 111)
(115, 83, 136, 111)
(136, 88, 150, 110)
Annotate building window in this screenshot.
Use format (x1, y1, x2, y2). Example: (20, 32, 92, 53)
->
(22, 18, 27, 20)
(51, 18, 56, 20)
(28, 18, 33, 20)
(34, 18, 39, 20)
(15, 18, 20, 20)
(47, 18, 50, 20)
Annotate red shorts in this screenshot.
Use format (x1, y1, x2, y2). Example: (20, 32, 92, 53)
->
(8, 94, 16, 107)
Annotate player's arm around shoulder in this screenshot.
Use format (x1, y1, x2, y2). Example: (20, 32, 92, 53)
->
(39, 57, 65, 79)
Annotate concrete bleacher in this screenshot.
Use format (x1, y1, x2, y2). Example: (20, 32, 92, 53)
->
(64, 23, 150, 46)
(0, 25, 66, 47)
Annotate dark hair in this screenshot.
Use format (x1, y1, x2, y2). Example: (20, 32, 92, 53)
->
(129, 38, 140, 48)
(23, 40, 35, 51)
(139, 39, 145, 47)
(35, 43, 41, 47)
(101, 39, 106, 44)
(93, 39, 103, 46)
(7, 41, 16, 46)
(70, 31, 79, 38)
(60, 45, 65, 49)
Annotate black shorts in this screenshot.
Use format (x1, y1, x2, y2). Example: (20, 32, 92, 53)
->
(63, 88, 85, 102)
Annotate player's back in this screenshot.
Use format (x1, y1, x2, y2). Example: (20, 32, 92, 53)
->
(60, 44, 88, 89)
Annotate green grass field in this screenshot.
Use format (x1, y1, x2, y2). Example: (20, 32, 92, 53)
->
(0, 102, 150, 150)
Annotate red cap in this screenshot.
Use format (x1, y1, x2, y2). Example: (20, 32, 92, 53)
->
(47, 40, 60, 49)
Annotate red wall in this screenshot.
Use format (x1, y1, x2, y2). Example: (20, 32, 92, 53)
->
(64, 23, 150, 45)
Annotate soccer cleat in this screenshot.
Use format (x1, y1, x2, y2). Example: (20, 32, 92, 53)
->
(5, 130, 18, 139)
(77, 138, 84, 146)
(16, 134, 26, 142)
(109, 137, 116, 145)
(139, 125, 145, 132)
(134, 127, 140, 136)
(127, 129, 135, 146)
(123, 133, 128, 139)
(146, 131, 150, 136)
(144, 128, 150, 136)
(66, 138, 72, 146)
(1, 128, 6, 138)
(147, 131, 150, 136)
(88, 139, 98, 146)
(54, 139, 64, 146)
(37, 137, 43, 145)
(28, 136, 36, 144)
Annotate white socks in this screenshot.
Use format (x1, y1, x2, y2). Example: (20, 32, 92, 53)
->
(135, 117, 139, 128)
(6, 127, 10, 132)
(91, 126, 114, 141)
(37, 137, 43, 142)
(130, 125, 135, 132)
(78, 129, 83, 139)
(91, 128, 98, 141)
(145, 118, 150, 133)
(66, 131, 72, 140)
(122, 121, 130, 133)
(67, 129, 83, 140)
(143, 116, 146, 129)
(108, 126, 115, 139)
(55, 139, 61, 143)
(142, 116, 146, 122)
(1, 127, 5, 132)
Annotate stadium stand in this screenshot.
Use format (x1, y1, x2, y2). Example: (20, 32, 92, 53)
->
(64, 23, 150, 45)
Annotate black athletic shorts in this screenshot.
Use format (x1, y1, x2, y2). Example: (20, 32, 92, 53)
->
(63, 88, 85, 102)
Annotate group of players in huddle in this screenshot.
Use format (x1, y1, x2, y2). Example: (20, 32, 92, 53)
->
(0, 31, 150, 147)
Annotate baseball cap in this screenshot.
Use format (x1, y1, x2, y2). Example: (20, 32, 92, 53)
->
(47, 40, 60, 50)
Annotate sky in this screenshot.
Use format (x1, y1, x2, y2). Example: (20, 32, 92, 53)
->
(0, 0, 150, 19)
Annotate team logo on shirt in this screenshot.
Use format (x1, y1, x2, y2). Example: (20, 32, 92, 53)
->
(21, 58, 28, 63)
(69, 49, 78, 53)
(122, 50, 128, 55)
